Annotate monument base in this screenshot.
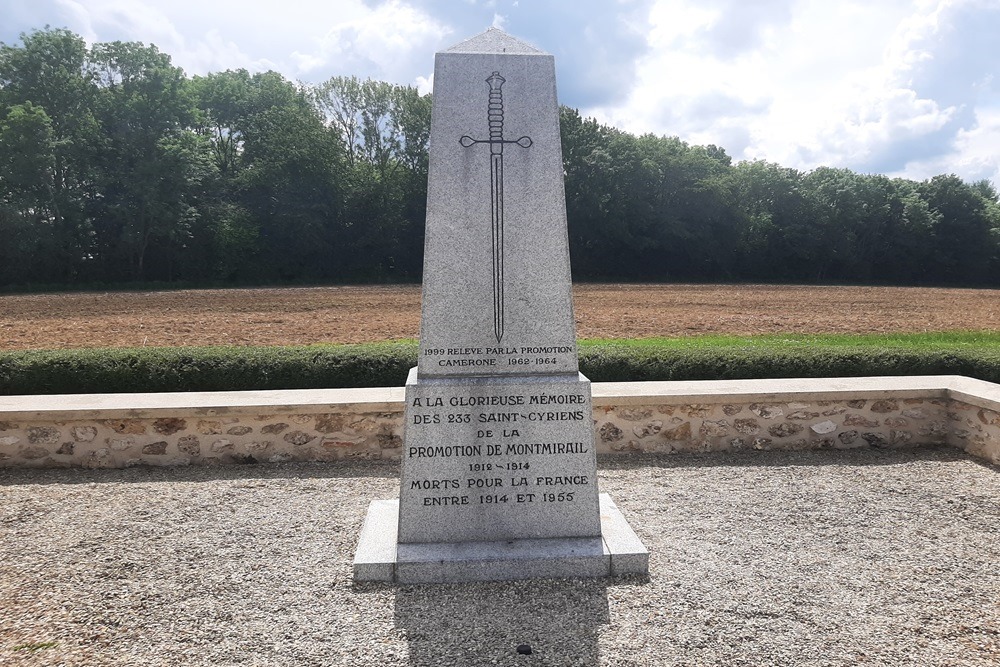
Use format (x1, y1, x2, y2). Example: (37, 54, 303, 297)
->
(353, 494, 648, 584)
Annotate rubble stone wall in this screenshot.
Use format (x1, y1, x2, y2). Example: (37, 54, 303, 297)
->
(2, 377, 999, 468)
(591, 397, 950, 455)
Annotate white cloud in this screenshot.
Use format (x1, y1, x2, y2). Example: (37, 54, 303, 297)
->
(296, 0, 449, 83)
(894, 105, 1000, 184)
(585, 0, 999, 184)
(28, 0, 447, 86)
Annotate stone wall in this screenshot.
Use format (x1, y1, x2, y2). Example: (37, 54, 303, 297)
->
(2, 377, 999, 468)
(591, 397, 950, 455)
(0, 411, 404, 468)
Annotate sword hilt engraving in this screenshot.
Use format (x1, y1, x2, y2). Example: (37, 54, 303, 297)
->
(488, 72, 504, 153)
(459, 72, 532, 151)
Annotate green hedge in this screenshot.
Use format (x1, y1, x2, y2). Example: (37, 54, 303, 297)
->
(579, 344, 1000, 383)
(0, 344, 417, 395)
(2, 338, 1000, 395)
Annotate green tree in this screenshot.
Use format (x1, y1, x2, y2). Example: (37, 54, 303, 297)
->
(313, 76, 431, 279)
(87, 40, 203, 280)
(0, 28, 101, 284)
(918, 174, 997, 284)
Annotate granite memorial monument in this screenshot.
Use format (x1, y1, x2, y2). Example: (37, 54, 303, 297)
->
(354, 28, 648, 583)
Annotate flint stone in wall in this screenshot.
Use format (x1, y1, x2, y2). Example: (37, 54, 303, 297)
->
(178, 436, 201, 456)
(839, 430, 859, 445)
(901, 408, 927, 420)
(811, 420, 837, 434)
(844, 414, 879, 428)
(154, 418, 187, 435)
(268, 453, 293, 463)
(847, 400, 867, 409)
(749, 404, 783, 419)
(377, 433, 402, 449)
(245, 441, 271, 452)
(734, 418, 760, 435)
(811, 437, 835, 448)
(700, 420, 729, 437)
(211, 439, 234, 452)
(919, 421, 948, 437)
(599, 422, 623, 442)
(198, 420, 224, 435)
(787, 410, 820, 420)
(953, 429, 970, 440)
(611, 440, 637, 453)
(28, 427, 61, 444)
(885, 417, 908, 428)
(103, 420, 146, 434)
(0, 436, 20, 446)
(977, 409, 999, 425)
(261, 423, 289, 434)
(891, 431, 912, 445)
(862, 433, 888, 448)
(722, 405, 742, 416)
(870, 400, 899, 413)
(616, 408, 652, 422)
(72, 426, 98, 442)
(84, 449, 110, 468)
(21, 446, 50, 460)
(822, 407, 847, 416)
(108, 437, 135, 451)
(0, 421, 18, 430)
(769, 423, 804, 438)
(662, 422, 692, 441)
(752, 437, 772, 450)
(56, 442, 74, 455)
(655, 405, 676, 416)
(143, 442, 168, 455)
(682, 405, 711, 418)
(348, 417, 378, 432)
(633, 420, 662, 438)
(315, 415, 346, 433)
(729, 438, 746, 450)
(291, 414, 312, 424)
(283, 431, 315, 446)
(227, 426, 253, 436)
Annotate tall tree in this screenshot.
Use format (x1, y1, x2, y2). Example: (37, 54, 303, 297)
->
(88, 40, 203, 280)
(313, 76, 431, 279)
(0, 28, 100, 283)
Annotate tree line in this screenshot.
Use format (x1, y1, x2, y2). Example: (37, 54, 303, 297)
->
(2, 27, 999, 289)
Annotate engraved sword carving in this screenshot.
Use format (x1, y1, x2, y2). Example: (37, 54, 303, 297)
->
(460, 71, 532, 343)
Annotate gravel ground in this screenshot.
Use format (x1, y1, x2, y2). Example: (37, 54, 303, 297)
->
(1, 445, 998, 666)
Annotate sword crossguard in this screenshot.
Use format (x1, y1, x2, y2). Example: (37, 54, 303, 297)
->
(459, 135, 532, 148)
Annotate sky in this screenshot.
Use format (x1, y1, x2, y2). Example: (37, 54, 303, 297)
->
(3, 0, 1000, 187)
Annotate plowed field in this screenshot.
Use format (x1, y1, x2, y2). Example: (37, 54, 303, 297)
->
(1, 284, 998, 351)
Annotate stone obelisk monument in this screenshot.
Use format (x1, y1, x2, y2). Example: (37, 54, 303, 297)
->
(354, 28, 647, 584)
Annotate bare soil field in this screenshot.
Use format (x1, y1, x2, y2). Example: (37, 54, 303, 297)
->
(1, 284, 998, 351)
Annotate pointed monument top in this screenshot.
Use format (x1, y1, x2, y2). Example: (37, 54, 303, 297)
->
(444, 27, 546, 55)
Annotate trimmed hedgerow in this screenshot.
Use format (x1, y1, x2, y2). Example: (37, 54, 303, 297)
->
(0, 344, 418, 395)
(577, 344, 1000, 383)
(1, 338, 999, 395)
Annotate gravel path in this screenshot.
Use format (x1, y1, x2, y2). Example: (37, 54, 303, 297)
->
(1, 446, 998, 666)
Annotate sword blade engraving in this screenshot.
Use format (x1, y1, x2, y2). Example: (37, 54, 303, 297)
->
(460, 71, 532, 344)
